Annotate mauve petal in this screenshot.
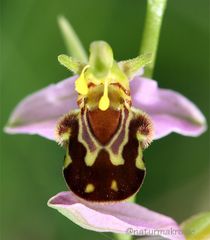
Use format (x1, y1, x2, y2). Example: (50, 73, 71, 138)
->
(130, 77, 207, 139)
(48, 191, 185, 240)
(4, 77, 78, 140)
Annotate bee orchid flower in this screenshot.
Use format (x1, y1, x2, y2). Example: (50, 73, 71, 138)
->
(4, 41, 206, 240)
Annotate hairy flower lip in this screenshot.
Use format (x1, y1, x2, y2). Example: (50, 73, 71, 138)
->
(48, 191, 185, 240)
(4, 76, 207, 140)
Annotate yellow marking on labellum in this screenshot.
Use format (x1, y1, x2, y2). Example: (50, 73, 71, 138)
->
(55, 130, 71, 146)
(77, 110, 100, 167)
(98, 80, 110, 111)
(64, 147, 72, 168)
(83, 110, 100, 148)
(75, 65, 89, 95)
(61, 131, 71, 142)
(136, 132, 146, 142)
(107, 108, 126, 146)
(107, 109, 132, 165)
(85, 183, 95, 193)
(108, 152, 124, 166)
(85, 151, 99, 166)
(136, 147, 145, 170)
(111, 180, 118, 191)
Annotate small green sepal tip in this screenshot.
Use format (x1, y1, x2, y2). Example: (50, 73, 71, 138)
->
(119, 53, 153, 78)
(58, 54, 85, 74)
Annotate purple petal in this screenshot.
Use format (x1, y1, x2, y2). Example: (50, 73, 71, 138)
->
(4, 77, 78, 140)
(48, 191, 185, 240)
(130, 77, 207, 139)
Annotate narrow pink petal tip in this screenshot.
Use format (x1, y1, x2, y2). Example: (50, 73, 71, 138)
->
(130, 77, 207, 139)
(48, 191, 185, 240)
(4, 77, 78, 140)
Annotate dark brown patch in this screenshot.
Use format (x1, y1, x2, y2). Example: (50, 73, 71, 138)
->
(87, 108, 121, 145)
(122, 118, 142, 163)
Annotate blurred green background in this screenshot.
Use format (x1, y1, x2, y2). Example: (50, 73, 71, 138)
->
(1, 0, 209, 239)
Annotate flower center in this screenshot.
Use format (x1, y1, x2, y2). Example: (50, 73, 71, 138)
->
(74, 41, 130, 111)
(58, 41, 153, 111)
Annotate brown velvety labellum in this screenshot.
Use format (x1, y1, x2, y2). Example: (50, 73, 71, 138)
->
(63, 108, 146, 202)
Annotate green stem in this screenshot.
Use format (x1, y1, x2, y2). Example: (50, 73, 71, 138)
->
(140, 0, 167, 78)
